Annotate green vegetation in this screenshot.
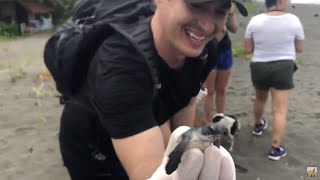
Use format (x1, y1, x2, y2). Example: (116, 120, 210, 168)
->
(296, 59, 304, 65)
(0, 36, 16, 41)
(1, 0, 74, 39)
(0, 21, 19, 36)
(242, 1, 265, 15)
(8, 58, 33, 81)
(0, 21, 20, 40)
(0, 63, 6, 70)
(2, 47, 9, 52)
(38, 0, 74, 25)
(9, 66, 27, 79)
(232, 43, 252, 60)
(32, 84, 52, 98)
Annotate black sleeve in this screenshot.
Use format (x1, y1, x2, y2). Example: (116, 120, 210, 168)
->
(217, 33, 231, 51)
(88, 32, 156, 139)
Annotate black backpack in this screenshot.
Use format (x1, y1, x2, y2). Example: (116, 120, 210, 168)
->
(44, 0, 159, 97)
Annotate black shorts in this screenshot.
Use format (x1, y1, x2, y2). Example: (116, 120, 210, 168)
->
(250, 60, 296, 90)
(59, 102, 129, 180)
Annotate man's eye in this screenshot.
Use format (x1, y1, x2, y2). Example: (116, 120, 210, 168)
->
(216, 10, 227, 17)
(189, 3, 208, 12)
(190, 4, 203, 9)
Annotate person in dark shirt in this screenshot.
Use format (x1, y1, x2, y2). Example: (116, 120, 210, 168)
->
(202, 5, 239, 122)
(58, 0, 247, 179)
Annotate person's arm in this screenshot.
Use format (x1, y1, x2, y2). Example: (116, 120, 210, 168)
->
(226, 10, 238, 33)
(295, 39, 304, 53)
(244, 19, 254, 54)
(244, 37, 254, 54)
(90, 34, 166, 180)
(94, 76, 166, 180)
(112, 127, 166, 180)
(170, 97, 197, 131)
(294, 17, 305, 53)
(160, 120, 172, 147)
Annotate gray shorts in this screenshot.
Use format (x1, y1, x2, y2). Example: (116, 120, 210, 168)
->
(250, 60, 296, 90)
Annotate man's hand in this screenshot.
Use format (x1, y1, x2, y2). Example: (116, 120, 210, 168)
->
(195, 88, 208, 104)
(148, 126, 236, 180)
(229, 4, 235, 16)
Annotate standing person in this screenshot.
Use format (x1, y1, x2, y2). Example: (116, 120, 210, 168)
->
(244, 0, 304, 160)
(202, 5, 239, 122)
(57, 0, 248, 180)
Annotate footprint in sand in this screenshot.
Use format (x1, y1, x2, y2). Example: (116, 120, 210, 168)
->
(313, 138, 320, 145)
(14, 126, 36, 136)
(314, 112, 320, 119)
(233, 111, 248, 118)
(227, 91, 236, 95)
(286, 132, 298, 139)
(292, 120, 304, 127)
(0, 139, 8, 150)
(45, 147, 55, 154)
(285, 155, 303, 168)
(2, 160, 14, 170)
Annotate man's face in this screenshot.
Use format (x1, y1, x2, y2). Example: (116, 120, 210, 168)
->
(156, 0, 230, 58)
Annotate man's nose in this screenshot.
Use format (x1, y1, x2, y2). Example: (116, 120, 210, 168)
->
(198, 14, 228, 36)
(198, 15, 215, 34)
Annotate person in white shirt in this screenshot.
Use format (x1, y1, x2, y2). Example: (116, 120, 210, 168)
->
(244, 0, 304, 161)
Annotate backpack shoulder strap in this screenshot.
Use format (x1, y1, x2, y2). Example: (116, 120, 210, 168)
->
(110, 18, 160, 95)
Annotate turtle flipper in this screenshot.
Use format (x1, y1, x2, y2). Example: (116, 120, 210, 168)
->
(165, 140, 187, 174)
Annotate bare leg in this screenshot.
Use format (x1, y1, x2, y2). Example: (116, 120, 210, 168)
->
(214, 69, 231, 113)
(203, 70, 217, 122)
(254, 89, 269, 124)
(270, 88, 289, 148)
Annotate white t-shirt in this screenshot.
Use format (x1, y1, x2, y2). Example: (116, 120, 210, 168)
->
(245, 13, 305, 62)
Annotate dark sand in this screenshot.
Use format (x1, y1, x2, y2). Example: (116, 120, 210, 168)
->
(0, 3, 319, 180)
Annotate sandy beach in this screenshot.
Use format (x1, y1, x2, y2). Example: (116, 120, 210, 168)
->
(0, 3, 319, 180)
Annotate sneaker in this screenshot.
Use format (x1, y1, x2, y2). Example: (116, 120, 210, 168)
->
(252, 119, 268, 136)
(268, 145, 287, 161)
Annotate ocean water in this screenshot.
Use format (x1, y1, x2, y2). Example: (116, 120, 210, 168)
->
(255, 0, 320, 4)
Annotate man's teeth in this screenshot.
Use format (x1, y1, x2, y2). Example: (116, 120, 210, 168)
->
(186, 31, 205, 41)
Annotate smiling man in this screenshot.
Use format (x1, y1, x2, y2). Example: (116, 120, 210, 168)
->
(153, 0, 231, 67)
(58, 0, 247, 180)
